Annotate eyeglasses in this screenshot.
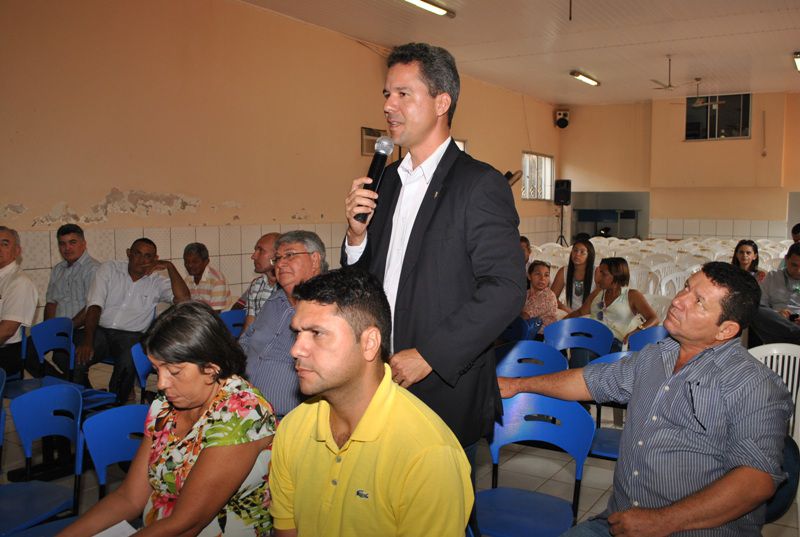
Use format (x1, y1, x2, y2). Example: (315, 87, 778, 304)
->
(271, 251, 311, 265)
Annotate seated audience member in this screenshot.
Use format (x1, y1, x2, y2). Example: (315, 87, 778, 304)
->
(792, 223, 800, 244)
(732, 239, 766, 282)
(551, 238, 595, 313)
(521, 260, 558, 334)
(30, 224, 100, 377)
(0, 226, 38, 377)
(239, 231, 326, 416)
(76, 238, 190, 402)
(270, 269, 472, 537)
(519, 235, 533, 270)
(182, 242, 230, 311)
(499, 262, 792, 536)
(566, 257, 658, 365)
(751, 242, 800, 344)
(61, 301, 276, 536)
(241, 232, 280, 332)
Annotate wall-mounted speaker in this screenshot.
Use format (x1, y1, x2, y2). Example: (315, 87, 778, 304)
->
(554, 179, 572, 206)
(555, 110, 570, 129)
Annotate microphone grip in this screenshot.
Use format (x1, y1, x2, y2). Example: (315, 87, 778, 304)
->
(355, 152, 388, 223)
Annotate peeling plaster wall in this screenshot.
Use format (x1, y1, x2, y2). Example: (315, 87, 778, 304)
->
(1, 0, 558, 232)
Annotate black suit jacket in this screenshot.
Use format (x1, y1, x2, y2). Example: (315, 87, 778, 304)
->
(343, 140, 527, 445)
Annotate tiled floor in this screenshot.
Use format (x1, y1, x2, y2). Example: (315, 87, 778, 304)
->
(2, 365, 799, 536)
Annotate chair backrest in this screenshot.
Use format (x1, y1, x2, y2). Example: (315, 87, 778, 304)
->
(499, 316, 534, 343)
(495, 341, 568, 377)
(660, 271, 687, 297)
(544, 318, 614, 357)
(220, 309, 247, 338)
(131, 343, 153, 392)
(30, 317, 75, 368)
(79, 405, 148, 486)
(589, 351, 632, 365)
(748, 343, 800, 433)
(10, 384, 83, 459)
(489, 393, 595, 480)
(628, 325, 669, 351)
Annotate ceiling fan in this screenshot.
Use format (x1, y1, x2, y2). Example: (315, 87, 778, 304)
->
(651, 55, 678, 90)
(688, 78, 726, 108)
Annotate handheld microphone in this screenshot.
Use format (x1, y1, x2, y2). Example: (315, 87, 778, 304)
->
(355, 136, 395, 223)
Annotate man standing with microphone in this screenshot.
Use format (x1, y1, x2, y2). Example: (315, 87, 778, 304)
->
(343, 42, 525, 478)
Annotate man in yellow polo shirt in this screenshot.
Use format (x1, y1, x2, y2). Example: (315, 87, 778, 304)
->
(270, 269, 473, 537)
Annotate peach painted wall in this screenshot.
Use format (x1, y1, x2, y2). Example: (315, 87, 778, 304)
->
(558, 102, 652, 191)
(784, 93, 800, 188)
(0, 0, 558, 230)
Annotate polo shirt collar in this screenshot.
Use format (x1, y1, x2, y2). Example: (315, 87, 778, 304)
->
(314, 363, 394, 448)
(660, 335, 740, 374)
(0, 261, 19, 279)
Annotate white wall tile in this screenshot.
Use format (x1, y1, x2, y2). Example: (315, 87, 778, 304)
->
(769, 220, 787, 239)
(666, 219, 683, 239)
(170, 226, 196, 259)
(699, 220, 716, 237)
(195, 226, 220, 257)
(327, 247, 341, 270)
(19, 230, 52, 269)
(81, 228, 114, 263)
(715, 220, 733, 238)
(732, 220, 750, 238)
(314, 223, 332, 249)
(650, 219, 667, 235)
(750, 220, 769, 238)
(24, 268, 51, 306)
(229, 283, 243, 303)
(49, 230, 61, 266)
(114, 228, 144, 260)
(682, 219, 699, 237)
(651, 233, 666, 239)
(331, 222, 347, 245)
(220, 255, 242, 286)
(241, 225, 263, 255)
(261, 224, 281, 235)
(219, 226, 242, 256)
(143, 227, 171, 260)
(241, 254, 258, 284)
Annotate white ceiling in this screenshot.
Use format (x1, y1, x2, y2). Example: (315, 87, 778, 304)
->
(244, 0, 800, 106)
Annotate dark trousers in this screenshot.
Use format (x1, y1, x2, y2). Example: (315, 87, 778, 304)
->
(750, 305, 800, 345)
(85, 327, 142, 403)
(0, 341, 23, 377)
(464, 441, 480, 537)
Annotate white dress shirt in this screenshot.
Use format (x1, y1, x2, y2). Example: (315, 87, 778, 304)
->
(346, 137, 452, 331)
(0, 262, 38, 345)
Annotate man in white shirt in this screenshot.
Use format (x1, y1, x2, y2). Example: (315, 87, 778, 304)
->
(0, 226, 38, 377)
(76, 237, 190, 401)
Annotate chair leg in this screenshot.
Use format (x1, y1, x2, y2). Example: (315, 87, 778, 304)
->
(491, 462, 499, 488)
(72, 474, 81, 515)
(25, 456, 33, 481)
(572, 478, 582, 521)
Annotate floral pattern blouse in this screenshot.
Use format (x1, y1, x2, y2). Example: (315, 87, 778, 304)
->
(143, 375, 277, 536)
(522, 287, 559, 330)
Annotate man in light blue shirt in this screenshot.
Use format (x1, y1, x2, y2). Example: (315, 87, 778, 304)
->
(751, 242, 800, 344)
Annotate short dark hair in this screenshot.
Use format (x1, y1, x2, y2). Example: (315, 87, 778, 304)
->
(528, 259, 551, 276)
(131, 237, 157, 251)
(600, 257, 630, 287)
(786, 242, 800, 259)
(731, 239, 759, 272)
(142, 301, 246, 380)
(183, 242, 209, 261)
(388, 42, 460, 126)
(292, 268, 392, 362)
(792, 223, 800, 236)
(573, 232, 591, 243)
(700, 261, 761, 330)
(57, 224, 85, 239)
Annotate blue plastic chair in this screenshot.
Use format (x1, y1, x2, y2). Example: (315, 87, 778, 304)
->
(9, 516, 78, 536)
(495, 341, 568, 377)
(0, 384, 83, 535)
(544, 318, 614, 366)
(220, 309, 247, 338)
(499, 317, 533, 342)
(587, 352, 632, 460)
(131, 343, 155, 404)
(80, 404, 148, 498)
(628, 325, 669, 352)
(477, 393, 596, 537)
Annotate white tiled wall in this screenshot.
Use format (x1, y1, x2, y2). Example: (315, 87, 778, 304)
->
(649, 219, 788, 242)
(519, 215, 561, 246)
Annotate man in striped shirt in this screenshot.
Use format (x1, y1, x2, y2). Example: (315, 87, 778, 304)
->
(183, 242, 230, 311)
(499, 262, 792, 536)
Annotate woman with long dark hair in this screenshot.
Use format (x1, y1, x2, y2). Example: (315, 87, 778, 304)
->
(732, 239, 766, 282)
(551, 238, 595, 313)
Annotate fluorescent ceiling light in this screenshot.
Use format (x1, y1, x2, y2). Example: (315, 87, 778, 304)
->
(570, 70, 600, 86)
(403, 0, 455, 17)
(795, 52, 800, 72)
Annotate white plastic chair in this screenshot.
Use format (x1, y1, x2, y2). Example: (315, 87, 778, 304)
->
(660, 271, 687, 297)
(641, 253, 675, 268)
(748, 344, 800, 435)
(643, 294, 673, 321)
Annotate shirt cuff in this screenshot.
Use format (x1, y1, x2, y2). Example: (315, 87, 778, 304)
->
(344, 236, 368, 265)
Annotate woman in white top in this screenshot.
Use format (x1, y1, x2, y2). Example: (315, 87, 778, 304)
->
(551, 239, 595, 313)
(566, 256, 659, 349)
(732, 239, 767, 282)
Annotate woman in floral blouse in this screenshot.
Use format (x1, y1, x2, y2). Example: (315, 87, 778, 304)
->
(61, 301, 277, 536)
(521, 260, 559, 334)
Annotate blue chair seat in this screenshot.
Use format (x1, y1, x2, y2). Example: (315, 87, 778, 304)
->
(589, 427, 622, 460)
(477, 487, 575, 537)
(220, 309, 246, 338)
(0, 482, 74, 535)
(9, 516, 78, 537)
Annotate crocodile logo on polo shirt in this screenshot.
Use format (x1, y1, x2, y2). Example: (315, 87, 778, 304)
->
(355, 489, 369, 499)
